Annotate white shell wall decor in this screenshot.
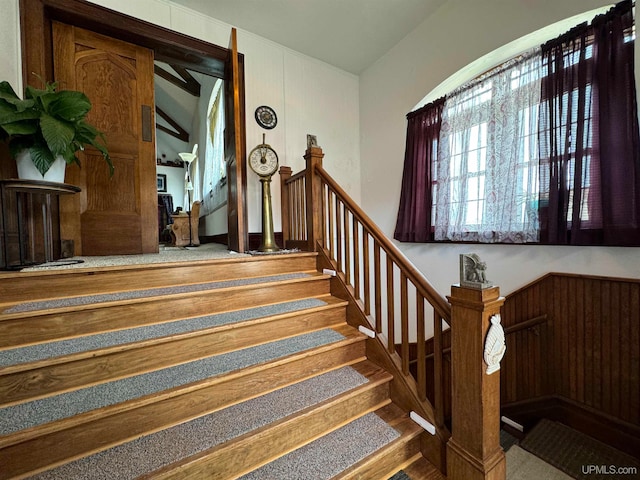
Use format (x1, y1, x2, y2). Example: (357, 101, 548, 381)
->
(484, 314, 506, 375)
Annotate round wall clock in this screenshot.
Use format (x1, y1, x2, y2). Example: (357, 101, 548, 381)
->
(255, 105, 277, 130)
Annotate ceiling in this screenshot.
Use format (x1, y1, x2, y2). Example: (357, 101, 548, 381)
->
(169, 0, 447, 74)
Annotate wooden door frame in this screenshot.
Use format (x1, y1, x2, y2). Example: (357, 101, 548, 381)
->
(18, 0, 248, 250)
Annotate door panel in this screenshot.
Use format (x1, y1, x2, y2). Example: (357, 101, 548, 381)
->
(53, 22, 157, 255)
(225, 28, 247, 253)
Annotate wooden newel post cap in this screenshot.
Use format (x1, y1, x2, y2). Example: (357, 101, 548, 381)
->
(279, 165, 292, 176)
(448, 284, 502, 310)
(304, 146, 324, 163)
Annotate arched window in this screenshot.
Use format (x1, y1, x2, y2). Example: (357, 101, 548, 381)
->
(201, 78, 227, 216)
(395, 1, 640, 246)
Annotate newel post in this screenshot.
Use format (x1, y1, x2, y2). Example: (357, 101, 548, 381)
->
(279, 166, 292, 248)
(446, 255, 506, 480)
(304, 145, 324, 251)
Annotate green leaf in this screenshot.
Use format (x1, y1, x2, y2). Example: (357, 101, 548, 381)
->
(40, 113, 74, 156)
(0, 100, 40, 126)
(0, 99, 14, 118)
(0, 81, 19, 99)
(1, 120, 38, 136)
(25, 84, 49, 101)
(74, 121, 98, 143)
(29, 144, 56, 176)
(0, 82, 36, 113)
(61, 146, 80, 166)
(47, 91, 91, 121)
(75, 122, 113, 176)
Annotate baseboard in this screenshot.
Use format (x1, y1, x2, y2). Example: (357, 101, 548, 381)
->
(501, 395, 640, 460)
(199, 233, 285, 252)
(200, 234, 228, 246)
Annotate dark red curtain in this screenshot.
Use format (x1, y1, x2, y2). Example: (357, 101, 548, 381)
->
(394, 97, 445, 242)
(592, 0, 640, 245)
(538, 22, 594, 244)
(539, 0, 640, 245)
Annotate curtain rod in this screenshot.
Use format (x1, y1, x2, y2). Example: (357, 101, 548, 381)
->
(448, 48, 540, 98)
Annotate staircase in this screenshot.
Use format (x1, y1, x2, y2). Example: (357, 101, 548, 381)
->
(0, 252, 442, 479)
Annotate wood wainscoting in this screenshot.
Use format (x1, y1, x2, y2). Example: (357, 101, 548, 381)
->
(404, 272, 639, 459)
(500, 273, 640, 459)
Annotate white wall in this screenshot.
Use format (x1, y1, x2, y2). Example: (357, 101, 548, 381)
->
(0, 0, 21, 94)
(2, 0, 637, 293)
(156, 165, 184, 208)
(0, 0, 360, 238)
(359, 0, 640, 296)
(170, 0, 361, 234)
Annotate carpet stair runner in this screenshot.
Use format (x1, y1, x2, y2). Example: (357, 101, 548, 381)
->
(0, 253, 435, 479)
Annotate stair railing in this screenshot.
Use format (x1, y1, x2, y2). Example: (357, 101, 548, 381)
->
(281, 146, 510, 478)
(280, 146, 452, 444)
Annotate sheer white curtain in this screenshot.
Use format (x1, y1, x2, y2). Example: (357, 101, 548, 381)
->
(435, 50, 542, 243)
(189, 156, 200, 206)
(201, 79, 225, 216)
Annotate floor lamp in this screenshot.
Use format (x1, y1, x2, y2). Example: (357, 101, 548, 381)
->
(178, 144, 198, 248)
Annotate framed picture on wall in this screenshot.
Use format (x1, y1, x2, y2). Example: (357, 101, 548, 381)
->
(157, 174, 167, 192)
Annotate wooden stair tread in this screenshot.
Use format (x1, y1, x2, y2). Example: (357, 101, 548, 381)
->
(141, 363, 394, 479)
(0, 278, 333, 349)
(335, 408, 424, 479)
(0, 313, 351, 406)
(1, 358, 382, 479)
(0, 295, 347, 375)
(0, 251, 318, 280)
(0, 253, 443, 479)
(0, 324, 366, 450)
(0, 252, 318, 306)
(0, 271, 330, 317)
(401, 456, 447, 480)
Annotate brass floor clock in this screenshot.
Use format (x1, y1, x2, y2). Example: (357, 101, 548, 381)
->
(248, 134, 280, 252)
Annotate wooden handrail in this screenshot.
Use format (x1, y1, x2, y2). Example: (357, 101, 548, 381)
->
(280, 147, 510, 475)
(411, 314, 548, 364)
(314, 164, 451, 321)
(422, 346, 452, 362)
(500, 273, 640, 460)
(504, 314, 547, 335)
(285, 169, 307, 184)
(390, 313, 551, 370)
(280, 147, 450, 419)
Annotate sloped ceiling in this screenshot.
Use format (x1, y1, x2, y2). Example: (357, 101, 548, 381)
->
(169, 0, 447, 74)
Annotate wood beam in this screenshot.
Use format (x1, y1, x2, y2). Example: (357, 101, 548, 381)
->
(155, 106, 189, 142)
(154, 64, 201, 97)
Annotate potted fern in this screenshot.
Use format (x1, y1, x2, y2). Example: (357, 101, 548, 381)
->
(0, 78, 113, 182)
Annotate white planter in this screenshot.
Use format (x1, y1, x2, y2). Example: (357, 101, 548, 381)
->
(16, 150, 66, 183)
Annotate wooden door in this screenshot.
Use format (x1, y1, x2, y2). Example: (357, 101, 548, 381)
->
(53, 22, 157, 255)
(225, 28, 248, 253)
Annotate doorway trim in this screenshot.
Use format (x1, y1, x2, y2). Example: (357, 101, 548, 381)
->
(18, 0, 248, 250)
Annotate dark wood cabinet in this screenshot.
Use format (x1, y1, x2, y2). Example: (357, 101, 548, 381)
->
(0, 180, 80, 269)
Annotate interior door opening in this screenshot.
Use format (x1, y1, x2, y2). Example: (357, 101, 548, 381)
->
(154, 63, 228, 248)
(18, 0, 248, 254)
